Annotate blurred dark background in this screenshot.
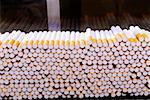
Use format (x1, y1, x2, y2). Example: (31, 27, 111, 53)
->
(0, 0, 47, 18)
(0, 0, 150, 33)
(0, 0, 48, 32)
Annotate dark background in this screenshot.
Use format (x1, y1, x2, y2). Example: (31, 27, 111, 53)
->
(0, 0, 47, 19)
(1, 0, 150, 20)
(0, 0, 150, 32)
(60, 0, 150, 17)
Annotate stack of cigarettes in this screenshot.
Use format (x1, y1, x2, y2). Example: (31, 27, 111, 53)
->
(0, 26, 150, 99)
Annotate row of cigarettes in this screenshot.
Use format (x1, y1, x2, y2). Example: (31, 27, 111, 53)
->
(0, 26, 150, 49)
(0, 26, 150, 99)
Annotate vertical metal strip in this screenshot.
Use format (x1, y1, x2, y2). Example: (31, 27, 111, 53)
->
(46, 0, 60, 31)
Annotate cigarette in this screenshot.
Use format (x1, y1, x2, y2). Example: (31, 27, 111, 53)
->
(80, 32, 86, 48)
(59, 31, 65, 49)
(54, 31, 61, 49)
(70, 31, 75, 49)
(75, 31, 80, 49)
(64, 31, 70, 49)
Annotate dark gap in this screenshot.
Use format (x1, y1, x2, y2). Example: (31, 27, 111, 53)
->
(112, 64, 116, 68)
(145, 82, 150, 89)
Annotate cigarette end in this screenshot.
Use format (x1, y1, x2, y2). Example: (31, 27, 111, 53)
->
(25, 41, 28, 46)
(15, 41, 20, 47)
(56, 40, 60, 46)
(30, 40, 34, 46)
(46, 40, 49, 45)
(10, 39, 15, 45)
(71, 41, 75, 47)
